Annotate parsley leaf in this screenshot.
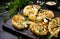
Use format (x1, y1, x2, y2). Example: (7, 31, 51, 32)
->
(40, 9, 44, 13)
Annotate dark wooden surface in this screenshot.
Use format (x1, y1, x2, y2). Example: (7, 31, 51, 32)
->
(0, 10, 34, 39)
(0, 0, 60, 39)
(0, 10, 18, 39)
(3, 19, 36, 39)
(2, 9, 60, 39)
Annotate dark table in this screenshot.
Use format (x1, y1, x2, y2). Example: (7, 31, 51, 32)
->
(0, 2, 60, 39)
(0, 10, 31, 39)
(0, 10, 18, 39)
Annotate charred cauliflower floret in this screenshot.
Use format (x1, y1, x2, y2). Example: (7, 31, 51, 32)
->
(48, 17, 60, 37)
(30, 22, 48, 35)
(36, 9, 54, 23)
(23, 5, 41, 16)
(12, 14, 29, 29)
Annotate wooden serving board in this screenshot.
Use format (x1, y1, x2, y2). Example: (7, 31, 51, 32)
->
(3, 10, 60, 39)
(3, 19, 37, 39)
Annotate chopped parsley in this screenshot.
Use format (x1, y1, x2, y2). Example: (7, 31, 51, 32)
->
(25, 16, 29, 21)
(40, 1, 45, 5)
(37, 28, 43, 32)
(39, 29, 42, 32)
(39, 9, 44, 13)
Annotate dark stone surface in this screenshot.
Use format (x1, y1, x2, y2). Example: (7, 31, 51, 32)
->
(0, 10, 32, 39)
(0, 17, 17, 39)
(0, 10, 17, 39)
(3, 19, 36, 39)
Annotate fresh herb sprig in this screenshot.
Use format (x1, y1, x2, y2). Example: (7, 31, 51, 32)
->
(5, 0, 33, 17)
(3, 17, 8, 22)
(0, 6, 5, 10)
(39, 9, 44, 13)
(46, 35, 52, 39)
(40, 1, 45, 5)
(18, 36, 23, 39)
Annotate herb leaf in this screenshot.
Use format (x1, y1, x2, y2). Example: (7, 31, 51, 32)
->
(46, 35, 52, 39)
(18, 36, 23, 39)
(5, 0, 33, 17)
(40, 9, 44, 13)
(3, 17, 8, 22)
(40, 1, 45, 5)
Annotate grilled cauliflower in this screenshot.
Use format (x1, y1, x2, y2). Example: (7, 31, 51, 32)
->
(23, 5, 41, 16)
(36, 9, 54, 22)
(12, 14, 29, 29)
(48, 17, 60, 37)
(30, 22, 48, 35)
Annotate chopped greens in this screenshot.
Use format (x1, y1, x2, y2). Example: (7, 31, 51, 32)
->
(46, 35, 52, 39)
(40, 1, 45, 5)
(0, 6, 5, 10)
(5, 0, 33, 17)
(37, 37, 40, 39)
(39, 29, 42, 32)
(18, 36, 23, 39)
(37, 28, 43, 32)
(25, 16, 29, 21)
(39, 9, 44, 13)
(3, 17, 8, 22)
(0, 11, 8, 16)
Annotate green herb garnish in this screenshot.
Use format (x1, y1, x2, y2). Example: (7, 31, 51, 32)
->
(39, 29, 42, 32)
(0, 6, 5, 10)
(5, 0, 33, 17)
(40, 9, 44, 13)
(25, 16, 29, 21)
(46, 35, 52, 39)
(40, 1, 45, 5)
(18, 36, 23, 39)
(37, 28, 43, 32)
(3, 17, 8, 22)
(0, 11, 8, 16)
(37, 37, 40, 39)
